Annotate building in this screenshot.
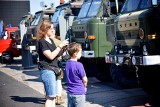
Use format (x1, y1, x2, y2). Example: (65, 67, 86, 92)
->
(0, 0, 30, 27)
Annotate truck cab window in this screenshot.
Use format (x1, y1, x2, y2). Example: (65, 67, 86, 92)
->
(52, 10, 60, 22)
(87, 0, 101, 17)
(78, 0, 92, 18)
(52, 6, 68, 23)
(31, 13, 41, 26)
(121, 0, 140, 14)
(156, 0, 160, 4)
(59, 9, 65, 16)
(140, 0, 151, 9)
(10, 32, 16, 39)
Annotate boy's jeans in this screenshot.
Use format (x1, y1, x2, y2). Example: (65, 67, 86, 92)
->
(67, 93, 86, 107)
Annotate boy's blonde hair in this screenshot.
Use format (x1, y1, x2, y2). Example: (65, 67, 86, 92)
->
(67, 42, 82, 57)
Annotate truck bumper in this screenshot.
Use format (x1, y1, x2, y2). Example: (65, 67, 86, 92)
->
(16, 45, 22, 49)
(82, 51, 94, 58)
(105, 54, 160, 65)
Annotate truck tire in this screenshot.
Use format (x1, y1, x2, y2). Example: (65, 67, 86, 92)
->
(138, 65, 160, 97)
(110, 64, 139, 88)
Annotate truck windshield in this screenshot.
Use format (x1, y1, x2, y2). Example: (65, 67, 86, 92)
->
(78, 0, 92, 18)
(52, 9, 60, 22)
(52, 6, 68, 23)
(31, 13, 41, 26)
(121, 0, 160, 14)
(87, 0, 101, 17)
(20, 18, 26, 25)
(121, 0, 140, 13)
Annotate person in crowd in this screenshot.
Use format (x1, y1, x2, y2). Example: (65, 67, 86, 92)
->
(37, 20, 68, 107)
(65, 42, 88, 107)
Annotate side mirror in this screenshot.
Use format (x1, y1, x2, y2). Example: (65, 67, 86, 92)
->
(152, 0, 158, 6)
(64, 8, 73, 16)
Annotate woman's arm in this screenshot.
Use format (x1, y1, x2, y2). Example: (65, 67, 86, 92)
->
(43, 40, 69, 60)
(43, 46, 62, 60)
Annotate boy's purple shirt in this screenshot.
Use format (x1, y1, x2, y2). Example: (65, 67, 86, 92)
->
(65, 60, 86, 95)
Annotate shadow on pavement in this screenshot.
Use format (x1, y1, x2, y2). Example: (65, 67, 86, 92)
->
(22, 70, 42, 83)
(10, 96, 45, 104)
(24, 78, 42, 82)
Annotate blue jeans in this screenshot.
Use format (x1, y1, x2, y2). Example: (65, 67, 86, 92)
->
(67, 93, 86, 107)
(40, 69, 58, 98)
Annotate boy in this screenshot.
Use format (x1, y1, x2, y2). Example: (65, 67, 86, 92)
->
(65, 42, 88, 107)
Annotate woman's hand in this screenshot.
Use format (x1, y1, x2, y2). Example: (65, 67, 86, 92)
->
(58, 40, 69, 49)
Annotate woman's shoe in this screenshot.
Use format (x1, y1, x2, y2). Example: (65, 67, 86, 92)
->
(56, 96, 64, 105)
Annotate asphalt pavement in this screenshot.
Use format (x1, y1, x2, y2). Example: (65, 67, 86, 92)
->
(0, 71, 45, 107)
(3, 57, 156, 107)
(0, 57, 101, 107)
(0, 57, 68, 107)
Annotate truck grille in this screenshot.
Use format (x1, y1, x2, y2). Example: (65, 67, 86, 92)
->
(116, 30, 139, 40)
(116, 30, 141, 54)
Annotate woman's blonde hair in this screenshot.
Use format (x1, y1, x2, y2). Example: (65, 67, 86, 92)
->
(37, 20, 53, 40)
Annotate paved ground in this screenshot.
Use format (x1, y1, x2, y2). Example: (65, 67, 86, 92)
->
(2, 57, 159, 107)
(0, 71, 45, 107)
(0, 58, 102, 107)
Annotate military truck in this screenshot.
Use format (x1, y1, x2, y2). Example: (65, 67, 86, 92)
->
(51, 0, 83, 40)
(0, 27, 21, 62)
(105, 0, 160, 95)
(23, 7, 54, 63)
(71, 0, 125, 81)
(19, 14, 34, 27)
(15, 13, 34, 48)
(26, 7, 54, 43)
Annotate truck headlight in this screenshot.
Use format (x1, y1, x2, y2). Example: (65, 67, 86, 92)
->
(148, 34, 157, 39)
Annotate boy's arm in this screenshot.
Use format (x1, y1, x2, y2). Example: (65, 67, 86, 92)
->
(82, 76, 88, 87)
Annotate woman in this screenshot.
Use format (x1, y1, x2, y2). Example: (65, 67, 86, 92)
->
(37, 20, 68, 107)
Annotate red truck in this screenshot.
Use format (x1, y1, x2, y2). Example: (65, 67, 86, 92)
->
(0, 27, 21, 62)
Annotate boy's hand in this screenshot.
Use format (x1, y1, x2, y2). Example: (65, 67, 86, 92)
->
(85, 87, 87, 92)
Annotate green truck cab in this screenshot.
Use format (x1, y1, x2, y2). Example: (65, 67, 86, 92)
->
(105, 0, 160, 95)
(71, 0, 124, 81)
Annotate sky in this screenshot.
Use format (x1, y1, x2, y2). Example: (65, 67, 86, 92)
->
(30, 0, 68, 15)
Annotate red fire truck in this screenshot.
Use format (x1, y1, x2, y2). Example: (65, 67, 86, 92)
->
(0, 27, 21, 62)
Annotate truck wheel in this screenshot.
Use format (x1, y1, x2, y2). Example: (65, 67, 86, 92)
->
(110, 64, 139, 88)
(138, 66, 160, 97)
(2, 52, 13, 63)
